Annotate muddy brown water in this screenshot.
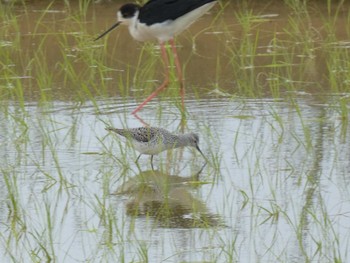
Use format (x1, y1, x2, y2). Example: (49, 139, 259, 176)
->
(4, 1, 350, 98)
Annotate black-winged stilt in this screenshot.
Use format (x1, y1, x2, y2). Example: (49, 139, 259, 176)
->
(95, 0, 217, 114)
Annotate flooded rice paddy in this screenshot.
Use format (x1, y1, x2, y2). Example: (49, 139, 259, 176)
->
(1, 1, 350, 262)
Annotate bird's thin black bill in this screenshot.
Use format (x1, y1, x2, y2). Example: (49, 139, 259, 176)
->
(94, 21, 121, 41)
(196, 146, 207, 161)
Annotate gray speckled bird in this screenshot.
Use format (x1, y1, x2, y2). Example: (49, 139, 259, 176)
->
(106, 126, 206, 170)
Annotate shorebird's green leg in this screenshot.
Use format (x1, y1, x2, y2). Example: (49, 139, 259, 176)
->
(151, 155, 155, 171)
(135, 154, 142, 164)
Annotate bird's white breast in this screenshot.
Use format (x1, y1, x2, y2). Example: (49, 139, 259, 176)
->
(133, 140, 165, 155)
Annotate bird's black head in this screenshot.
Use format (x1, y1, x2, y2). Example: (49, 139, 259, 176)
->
(94, 3, 140, 41)
(119, 3, 140, 19)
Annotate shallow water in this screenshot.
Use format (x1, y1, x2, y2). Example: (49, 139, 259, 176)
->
(1, 0, 350, 262)
(1, 94, 350, 262)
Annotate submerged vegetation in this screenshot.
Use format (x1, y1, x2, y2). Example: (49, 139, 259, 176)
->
(0, 0, 350, 262)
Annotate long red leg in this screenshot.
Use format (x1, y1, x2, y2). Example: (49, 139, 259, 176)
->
(132, 42, 170, 115)
(169, 38, 185, 111)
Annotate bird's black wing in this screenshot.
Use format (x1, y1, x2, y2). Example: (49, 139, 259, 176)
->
(139, 0, 216, 25)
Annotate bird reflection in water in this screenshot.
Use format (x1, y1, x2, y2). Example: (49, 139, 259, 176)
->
(113, 168, 222, 228)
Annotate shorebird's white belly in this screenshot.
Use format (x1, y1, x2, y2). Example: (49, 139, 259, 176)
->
(133, 140, 165, 155)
